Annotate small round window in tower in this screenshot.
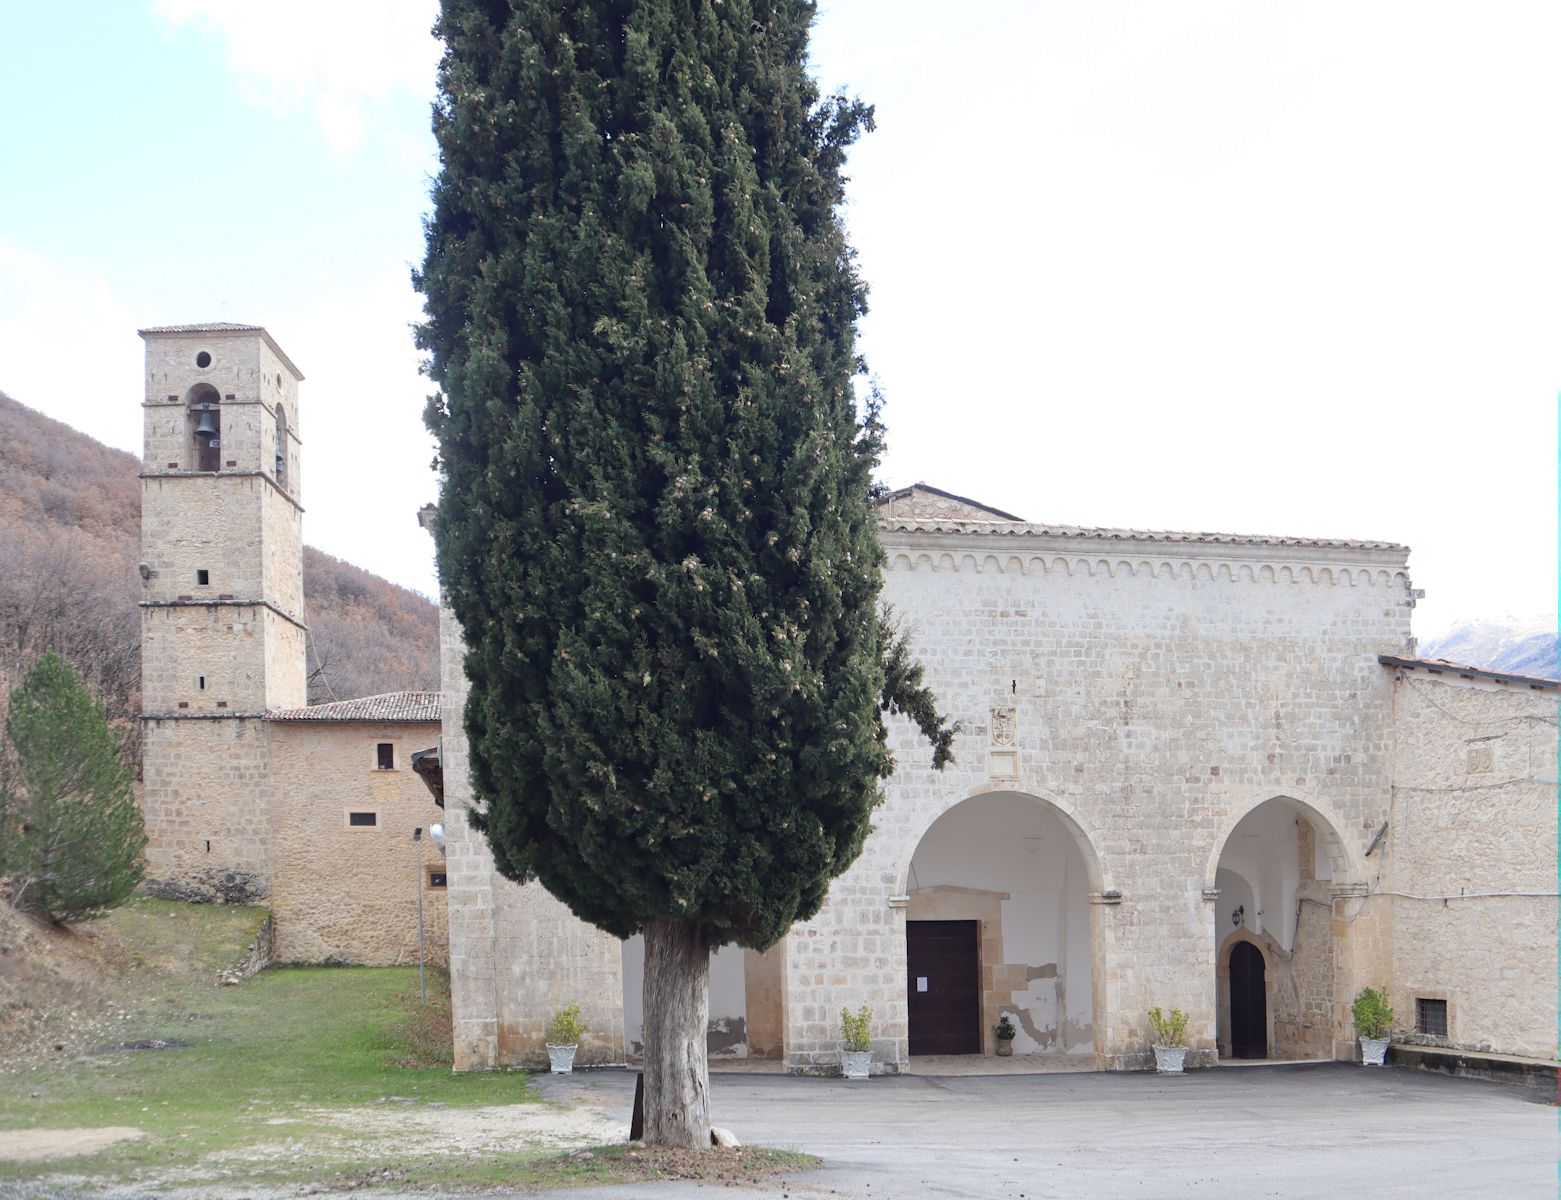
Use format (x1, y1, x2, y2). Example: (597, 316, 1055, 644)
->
(196, 351, 212, 369)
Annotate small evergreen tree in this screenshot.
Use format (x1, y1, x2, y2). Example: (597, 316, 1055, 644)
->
(0, 652, 145, 924)
(418, 0, 952, 1146)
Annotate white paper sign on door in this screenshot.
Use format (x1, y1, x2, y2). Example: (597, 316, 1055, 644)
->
(916, 977, 928, 992)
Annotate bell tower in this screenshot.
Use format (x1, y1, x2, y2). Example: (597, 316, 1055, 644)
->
(138, 323, 306, 901)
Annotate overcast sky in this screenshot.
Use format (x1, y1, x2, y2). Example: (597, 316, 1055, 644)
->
(1, 1, 1554, 637)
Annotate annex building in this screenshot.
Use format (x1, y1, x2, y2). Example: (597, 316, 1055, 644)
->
(132, 325, 1558, 1073)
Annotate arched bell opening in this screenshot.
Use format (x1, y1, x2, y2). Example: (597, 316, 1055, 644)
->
(185, 383, 221, 472)
(274, 402, 289, 487)
(902, 791, 1100, 1060)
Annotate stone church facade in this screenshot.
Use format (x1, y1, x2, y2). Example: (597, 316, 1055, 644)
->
(442, 484, 1558, 1072)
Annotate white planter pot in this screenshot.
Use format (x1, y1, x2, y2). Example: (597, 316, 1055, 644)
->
(841, 1049, 872, 1080)
(1359, 1037, 1390, 1066)
(547, 1044, 578, 1075)
(1153, 1045, 1188, 1074)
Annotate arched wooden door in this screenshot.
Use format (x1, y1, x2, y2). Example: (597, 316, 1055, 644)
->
(1228, 941, 1267, 1059)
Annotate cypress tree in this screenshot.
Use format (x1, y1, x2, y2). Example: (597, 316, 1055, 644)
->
(417, 0, 951, 1146)
(1, 653, 145, 925)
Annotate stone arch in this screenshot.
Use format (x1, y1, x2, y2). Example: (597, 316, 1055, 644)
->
(899, 787, 1107, 1059)
(1203, 790, 1359, 891)
(897, 786, 1111, 897)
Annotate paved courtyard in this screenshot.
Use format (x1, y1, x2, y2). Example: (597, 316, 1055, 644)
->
(526, 1062, 1556, 1199)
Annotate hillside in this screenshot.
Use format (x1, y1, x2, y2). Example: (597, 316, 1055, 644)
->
(0, 391, 439, 754)
(1420, 616, 1559, 680)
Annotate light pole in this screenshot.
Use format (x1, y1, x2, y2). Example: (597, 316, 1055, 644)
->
(412, 826, 427, 1004)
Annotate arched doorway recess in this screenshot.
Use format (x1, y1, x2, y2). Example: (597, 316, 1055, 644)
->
(1212, 796, 1345, 1060)
(1228, 940, 1268, 1058)
(902, 791, 1101, 1059)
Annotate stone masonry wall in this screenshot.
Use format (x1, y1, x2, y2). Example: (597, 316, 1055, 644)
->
(780, 525, 1413, 1072)
(1382, 670, 1558, 1060)
(268, 720, 449, 965)
(140, 715, 274, 902)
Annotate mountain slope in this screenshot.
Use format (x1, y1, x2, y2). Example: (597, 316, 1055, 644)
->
(1420, 617, 1559, 680)
(0, 391, 439, 753)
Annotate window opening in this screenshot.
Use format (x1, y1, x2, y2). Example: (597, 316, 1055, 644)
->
(195, 350, 211, 368)
(1416, 998, 1447, 1037)
(376, 743, 395, 770)
(427, 870, 448, 889)
(198, 676, 206, 690)
(347, 811, 378, 828)
(196, 569, 209, 586)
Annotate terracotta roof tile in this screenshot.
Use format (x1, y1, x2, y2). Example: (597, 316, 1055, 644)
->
(1378, 655, 1559, 690)
(267, 691, 441, 723)
(137, 322, 265, 334)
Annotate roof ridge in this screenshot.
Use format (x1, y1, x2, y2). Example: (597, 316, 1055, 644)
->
(876, 515, 1406, 552)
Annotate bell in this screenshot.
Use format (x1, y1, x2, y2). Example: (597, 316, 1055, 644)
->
(194, 408, 220, 439)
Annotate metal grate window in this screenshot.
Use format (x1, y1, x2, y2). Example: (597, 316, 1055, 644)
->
(1416, 998, 1447, 1037)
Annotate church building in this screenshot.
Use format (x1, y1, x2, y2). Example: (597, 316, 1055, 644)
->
(130, 324, 1557, 1073)
(439, 486, 1557, 1073)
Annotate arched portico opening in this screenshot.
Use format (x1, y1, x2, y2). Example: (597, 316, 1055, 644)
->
(620, 935, 786, 1064)
(902, 791, 1101, 1060)
(1211, 796, 1346, 1060)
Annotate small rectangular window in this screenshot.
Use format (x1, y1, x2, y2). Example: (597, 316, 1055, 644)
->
(427, 871, 448, 889)
(347, 811, 378, 828)
(1416, 998, 1448, 1037)
(198, 676, 206, 690)
(376, 743, 395, 770)
(196, 569, 210, 586)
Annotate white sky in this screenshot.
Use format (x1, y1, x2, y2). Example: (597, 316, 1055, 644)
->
(0, 1, 1554, 637)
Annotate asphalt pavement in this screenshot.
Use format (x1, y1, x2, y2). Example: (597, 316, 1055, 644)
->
(522, 1061, 1557, 1199)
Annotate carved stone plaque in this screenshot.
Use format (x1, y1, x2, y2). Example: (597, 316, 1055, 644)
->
(991, 707, 1016, 747)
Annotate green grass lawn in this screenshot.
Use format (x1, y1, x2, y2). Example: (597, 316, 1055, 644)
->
(1, 900, 814, 1195)
(1, 900, 539, 1190)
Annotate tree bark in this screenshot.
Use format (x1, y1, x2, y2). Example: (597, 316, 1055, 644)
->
(641, 916, 711, 1149)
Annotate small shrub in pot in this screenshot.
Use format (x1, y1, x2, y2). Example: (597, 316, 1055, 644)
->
(1352, 987, 1394, 1066)
(1148, 1006, 1190, 1074)
(840, 1005, 873, 1079)
(546, 1002, 585, 1074)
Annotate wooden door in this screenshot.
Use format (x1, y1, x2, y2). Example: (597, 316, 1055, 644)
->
(1229, 941, 1267, 1059)
(907, 920, 981, 1055)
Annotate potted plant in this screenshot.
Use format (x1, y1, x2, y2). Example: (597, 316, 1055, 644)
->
(994, 1014, 1017, 1057)
(1148, 1006, 1190, 1074)
(546, 1001, 585, 1075)
(840, 1004, 873, 1079)
(1352, 986, 1393, 1066)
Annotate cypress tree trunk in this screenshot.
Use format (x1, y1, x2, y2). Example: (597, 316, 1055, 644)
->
(641, 917, 710, 1149)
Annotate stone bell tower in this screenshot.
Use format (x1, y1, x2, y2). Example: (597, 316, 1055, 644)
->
(138, 323, 306, 902)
